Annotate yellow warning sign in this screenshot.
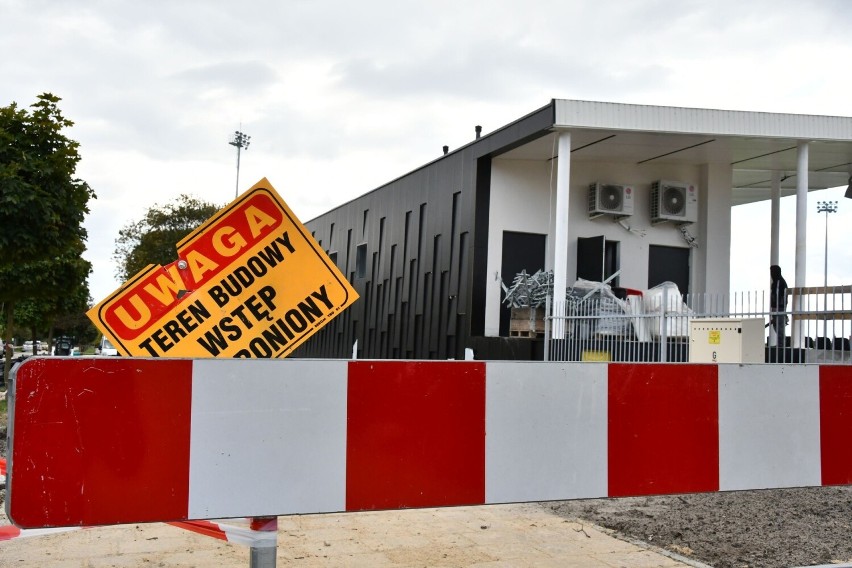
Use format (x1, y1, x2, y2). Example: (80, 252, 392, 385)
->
(88, 179, 358, 358)
(708, 330, 721, 345)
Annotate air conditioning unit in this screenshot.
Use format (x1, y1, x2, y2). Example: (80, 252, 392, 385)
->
(650, 180, 698, 224)
(588, 183, 634, 219)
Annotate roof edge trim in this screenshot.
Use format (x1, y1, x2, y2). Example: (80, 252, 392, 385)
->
(554, 99, 852, 141)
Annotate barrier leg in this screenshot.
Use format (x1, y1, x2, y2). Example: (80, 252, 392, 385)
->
(249, 516, 277, 568)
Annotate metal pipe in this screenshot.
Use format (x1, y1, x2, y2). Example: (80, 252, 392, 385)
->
(249, 516, 277, 568)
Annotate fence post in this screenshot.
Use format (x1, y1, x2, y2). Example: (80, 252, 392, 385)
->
(660, 286, 668, 363)
(544, 295, 551, 362)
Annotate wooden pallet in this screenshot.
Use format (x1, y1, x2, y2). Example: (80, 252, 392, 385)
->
(510, 307, 545, 338)
(510, 329, 544, 338)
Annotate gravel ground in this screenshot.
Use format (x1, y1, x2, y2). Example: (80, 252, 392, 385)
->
(547, 487, 852, 568)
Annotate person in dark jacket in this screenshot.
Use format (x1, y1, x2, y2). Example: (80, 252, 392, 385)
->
(770, 265, 788, 347)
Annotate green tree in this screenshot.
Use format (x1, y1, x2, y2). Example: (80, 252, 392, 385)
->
(0, 93, 94, 380)
(0, 93, 93, 261)
(13, 269, 93, 352)
(113, 194, 221, 281)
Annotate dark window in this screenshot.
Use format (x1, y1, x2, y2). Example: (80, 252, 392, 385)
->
(577, 236, 619, 286)
(356, 243, 367, 279)
(648, 245, 690, 294)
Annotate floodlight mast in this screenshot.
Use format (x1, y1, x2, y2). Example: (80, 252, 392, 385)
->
(229, 130, 251, 198)
(816, 200, 838, 289)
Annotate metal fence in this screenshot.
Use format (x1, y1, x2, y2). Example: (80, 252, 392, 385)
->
(541, 283, 852, 364)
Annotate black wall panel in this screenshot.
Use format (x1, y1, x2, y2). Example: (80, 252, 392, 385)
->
(294, 103, 555, 360)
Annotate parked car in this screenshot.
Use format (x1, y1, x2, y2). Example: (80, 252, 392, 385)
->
(98, 337, 119, 356)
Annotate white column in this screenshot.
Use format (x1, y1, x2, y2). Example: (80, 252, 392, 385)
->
(552, 132, 571, 339)
(770, 171, 781, 266)
(792, 141, 809, 347)
(695, 163, 732, 296)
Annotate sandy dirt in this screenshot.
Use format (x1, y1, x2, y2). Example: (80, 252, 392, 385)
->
(0, 493, 691, 568)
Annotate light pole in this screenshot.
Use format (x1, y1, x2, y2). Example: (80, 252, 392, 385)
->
(229, 130, 251, 198)
(816, 200, 838, 288)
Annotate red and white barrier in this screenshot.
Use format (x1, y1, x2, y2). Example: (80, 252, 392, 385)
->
(5, 358, 852, 528)
(3, 449, 276, 546)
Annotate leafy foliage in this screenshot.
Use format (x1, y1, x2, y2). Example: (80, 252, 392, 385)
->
(113, 194, 221, 281)
(0, 93, 94, 379)
(0, 237, 93, 352)
(0, 246, 91, 302)
(13, 264, 93, 341)
(0, 93, 94, 262)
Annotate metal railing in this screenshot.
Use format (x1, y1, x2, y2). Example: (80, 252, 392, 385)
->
(542, 284, 852, 364)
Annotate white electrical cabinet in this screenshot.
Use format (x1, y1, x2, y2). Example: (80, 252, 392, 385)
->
(689, 318, 764, 363)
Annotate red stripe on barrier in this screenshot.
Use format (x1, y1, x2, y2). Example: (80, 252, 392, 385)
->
(819, 366, 852, 485)
(8, 358, 193, 527)
(0, 457, 6, 476)
(346, 361, 486, 511)
(608, 364, 719, 497)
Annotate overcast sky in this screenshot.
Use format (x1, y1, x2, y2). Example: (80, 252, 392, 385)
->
(2, 0, 851, 303)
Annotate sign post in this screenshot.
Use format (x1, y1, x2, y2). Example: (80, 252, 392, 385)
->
(248, 517, 277, 568)
(88, 178, 357, 358)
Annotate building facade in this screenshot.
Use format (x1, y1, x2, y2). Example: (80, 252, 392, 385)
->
(296, 100, 852, 360)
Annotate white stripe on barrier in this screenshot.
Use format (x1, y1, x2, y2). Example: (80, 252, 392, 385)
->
(485, 361, 608, 503)
(718, 365, 821, 491)
(188, 359, 348, 519)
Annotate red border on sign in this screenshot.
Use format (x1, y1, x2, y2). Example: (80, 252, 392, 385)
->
(176, 191, 284, 289)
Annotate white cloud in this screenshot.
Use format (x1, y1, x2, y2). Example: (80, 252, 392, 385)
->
(1, 0, 850, 302)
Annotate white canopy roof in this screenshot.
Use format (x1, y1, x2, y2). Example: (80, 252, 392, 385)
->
(500, 100, 852, 205)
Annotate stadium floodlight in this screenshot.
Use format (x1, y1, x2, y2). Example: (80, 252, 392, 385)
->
(229, 130, 251, 198)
